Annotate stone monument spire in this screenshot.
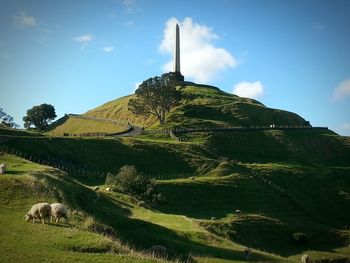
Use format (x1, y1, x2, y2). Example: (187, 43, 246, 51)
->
(174, 23, 180, 73)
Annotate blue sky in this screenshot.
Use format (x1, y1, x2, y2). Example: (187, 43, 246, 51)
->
(1, 0, 350, 135)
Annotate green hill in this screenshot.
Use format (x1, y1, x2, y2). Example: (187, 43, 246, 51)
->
(82, 84, 308, 129)
(46, 115, 128, 136)
(1, 83, 350, 262)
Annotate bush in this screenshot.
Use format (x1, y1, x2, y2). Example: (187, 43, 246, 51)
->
(292, 232, 308, 244)
(105, 165, 162, 204)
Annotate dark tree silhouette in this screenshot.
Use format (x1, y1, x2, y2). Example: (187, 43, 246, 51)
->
(23, 103, 57, 130)
(128, 73, 182, 124)
(0, 108, 17, 128)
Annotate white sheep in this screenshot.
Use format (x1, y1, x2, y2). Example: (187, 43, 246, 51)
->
(0, 163, 6, 174)
(25, 203, 51, 224)
(146, 245, 167, 258)
(211, 216, 216, 220)
(50, 203, 68, 223)
(301, 254, 310, 263)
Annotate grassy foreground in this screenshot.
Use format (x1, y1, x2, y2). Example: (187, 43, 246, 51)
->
(1, 152, 349, 262)
(0, 154, 164, 263)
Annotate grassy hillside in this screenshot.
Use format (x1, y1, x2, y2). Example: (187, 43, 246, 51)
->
(1, 152, 349, 262)
(1, 83, 350, 262)
(83, 84, 307, 130)
(84, 95, 158, 128)
(46, 115, 127, 136)
(3, 128, 349, 183)
(0, 154, 164, 263)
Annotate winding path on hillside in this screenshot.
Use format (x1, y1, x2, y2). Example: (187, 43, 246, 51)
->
(67, 114, 143, 137)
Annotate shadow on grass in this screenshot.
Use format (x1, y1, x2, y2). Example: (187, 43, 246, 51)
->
(155, 178, 348, 257)
(30, 171, 277, 262)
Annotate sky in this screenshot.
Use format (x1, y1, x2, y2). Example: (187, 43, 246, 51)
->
(1, 0, 350, 135)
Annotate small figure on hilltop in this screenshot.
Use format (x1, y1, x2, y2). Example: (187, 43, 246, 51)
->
(244, 248, 252, 260)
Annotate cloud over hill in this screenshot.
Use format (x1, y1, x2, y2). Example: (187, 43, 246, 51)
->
(159, 17, 237, 83)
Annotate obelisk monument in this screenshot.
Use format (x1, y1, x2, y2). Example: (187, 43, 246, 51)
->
(174, 23, 180, 73)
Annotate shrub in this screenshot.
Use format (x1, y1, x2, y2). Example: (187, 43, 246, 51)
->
(292, 232, 308, 244)
(105, 165, 162, 204)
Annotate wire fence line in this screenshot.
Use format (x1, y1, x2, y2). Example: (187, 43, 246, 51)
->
(169, 125, 329, 142)
(68, 114, 131, 127)
(0, 144, 195, 181)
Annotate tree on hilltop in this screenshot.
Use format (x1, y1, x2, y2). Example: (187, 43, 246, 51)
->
(128, 73, 182, 124)
(23, 103, 57, 130)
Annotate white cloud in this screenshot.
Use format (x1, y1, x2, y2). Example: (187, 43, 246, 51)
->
(159, 17, 237, 83)
(332, 79, 350, 102)
(74, 34, 94, 43)
(14, 11, 37, 27)
(122, 0, 142, 14)
(73, 34, 94, 50)
(103, 46, 114, 53)
(233, 81, 264, 99)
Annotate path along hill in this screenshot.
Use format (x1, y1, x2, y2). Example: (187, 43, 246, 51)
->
(1, 83, 350, 262)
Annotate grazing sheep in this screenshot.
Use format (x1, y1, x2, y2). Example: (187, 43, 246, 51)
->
(25, 203, 51, 224)
(50, 203, 68, 223)
(244, 248, 252, 260)
(235, 209, 242, 213)
(301, 254, 310, 263)
(211, 216, 216, 220)
(105, 187, 111, 192)
(189, 176, 195, 180)
(146, 245, 167, 258)
(0, 163, 6, 174)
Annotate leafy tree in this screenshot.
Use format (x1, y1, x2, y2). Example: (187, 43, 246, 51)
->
(23, 103, 57, 130)
(0, 108, 17, 128)
(105, 165, 162, 203)
(128, 73, 182, 124)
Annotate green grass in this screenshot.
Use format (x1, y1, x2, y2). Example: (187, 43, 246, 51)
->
(0, 154, 164, 263)
(82, 84, 307, 130)
(1, 146, 349, 262)
(1, 83, 350, 262)
(46, 116, 127, 136)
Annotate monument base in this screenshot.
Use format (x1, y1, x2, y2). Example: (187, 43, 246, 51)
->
(173, 71, 184, 82)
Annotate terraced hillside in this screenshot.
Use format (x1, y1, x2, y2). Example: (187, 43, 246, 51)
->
(1, 83, 350, 262)
(82, 84, 308, 130)
(46, 115, 128, 136)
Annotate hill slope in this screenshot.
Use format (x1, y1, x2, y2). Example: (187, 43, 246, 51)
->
(1, 82, 350, 262)
(82, 84, 308, 129)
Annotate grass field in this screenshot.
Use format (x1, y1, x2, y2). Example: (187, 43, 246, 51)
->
(1, 153, 349, 262)
(83, 84, 308, 130)
(46, 116, 127, 136)
(0, 154, 165, 263)
(1, 83, 350, 262)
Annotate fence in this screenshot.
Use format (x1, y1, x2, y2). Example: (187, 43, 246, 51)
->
(68, 114, 131, 127)
(172, 125, 328, 134)
(62, 126, 134, 137)
(169, 125, 328, 142)
(0, 145, 195, 181)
